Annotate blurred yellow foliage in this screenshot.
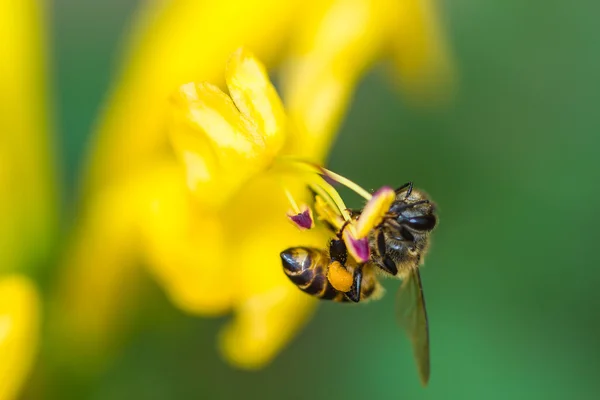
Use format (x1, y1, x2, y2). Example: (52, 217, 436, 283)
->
(0, 276, 40, 400)
(0, 1, 54, 399)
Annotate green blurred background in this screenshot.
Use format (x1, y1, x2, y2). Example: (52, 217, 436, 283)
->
(50, 1, 599, 399)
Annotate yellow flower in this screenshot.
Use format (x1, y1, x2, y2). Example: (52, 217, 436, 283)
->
(143, 49, 401, 367)
(0, 0, 54, 398)
(58, 49, 329, 369)
(84, 0, 453, 187)
(56, 0, 454, 371)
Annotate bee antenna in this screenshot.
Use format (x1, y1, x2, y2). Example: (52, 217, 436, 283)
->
(392, 200, 430, 213)
(395, 182, 414, 198)
(406, 182, 413, 198)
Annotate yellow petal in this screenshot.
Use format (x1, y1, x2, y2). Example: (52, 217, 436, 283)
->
(218, 174, 326, 368)
(354, 186, 395, 238)
(0, 275, 40, 400)
(219, 284, 316, 369)
(170, 81, 274, 207)
(53, 160, 231, 374)
(85, 0, 301, 191)
(0, 0, 56, 275)
(390, 0, 455, 101)
(281, 0, 391, 161)
(52, 172, 147, 371)
(138, 163, 233, 315)
(226, 48, 286, 159)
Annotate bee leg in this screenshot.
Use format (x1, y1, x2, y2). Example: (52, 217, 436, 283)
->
(380, 256, 398, 276)
(395, 182, 413, 197)
(329, 236, 366, 302)
(345, 266, 363, 303)
(376, 230, 386, 257)
(375, 230, 398, 275)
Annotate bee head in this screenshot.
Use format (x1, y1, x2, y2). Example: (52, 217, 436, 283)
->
(387, 189, 437, 235)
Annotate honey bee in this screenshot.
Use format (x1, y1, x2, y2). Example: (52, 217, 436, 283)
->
(280, 182, 437, 385)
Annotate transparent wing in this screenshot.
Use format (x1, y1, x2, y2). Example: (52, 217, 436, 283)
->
(396, 269, 430, 386)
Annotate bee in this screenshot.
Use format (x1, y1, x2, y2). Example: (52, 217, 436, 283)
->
(280, 182, 437, 385)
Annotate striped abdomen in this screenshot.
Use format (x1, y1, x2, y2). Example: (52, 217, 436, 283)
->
(281, 247, 382, 302)
(281, 247, 342, 300)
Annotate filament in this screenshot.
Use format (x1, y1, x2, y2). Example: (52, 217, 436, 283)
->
(275, 156, 372, 201)
(320, 168, 372, 201)
(283, 187, 301, 214)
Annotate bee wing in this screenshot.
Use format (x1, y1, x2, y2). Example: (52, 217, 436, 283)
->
(396, 268, 430, 386)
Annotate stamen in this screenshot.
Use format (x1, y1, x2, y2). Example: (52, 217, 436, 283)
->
(354, 186, 396, 238)
(286, 205, 314, 230)
(273, 156, 389, 244)
(275, 156, 372, 202)
(272, 156, 348, 220)
(274, 156, 323, 174)
(314, 195, 345, 232)
(305, 174, 351, 221)
(342, 228, 370, 263)
(320, 168, 372, 201)
(277, 181, 315, 230)
(283, 188, 301, 214)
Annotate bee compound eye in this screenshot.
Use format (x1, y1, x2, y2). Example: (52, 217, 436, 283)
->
(406, 215, 437, 231)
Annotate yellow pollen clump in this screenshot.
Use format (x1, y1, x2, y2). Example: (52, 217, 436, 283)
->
(327, 261, 353, 292)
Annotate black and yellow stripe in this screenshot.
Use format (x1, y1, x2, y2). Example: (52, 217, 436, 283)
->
(281, 247, 340, 300)
(281, 247, 381, 302)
